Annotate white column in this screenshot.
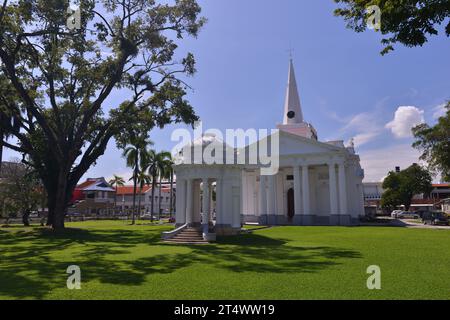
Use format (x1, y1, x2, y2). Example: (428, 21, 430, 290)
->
(175, 179, 186, 225)
(293, 166, 301, 215)
(302, 165, 310, 215)
(267, 175, 276, 215)
(328, 163, 338, 215)
(192, 180, 201, 224)
(338, 163, 348, 215)
(185, 179, 193, 225)
(209, 181, 214, 217)
(216, 179, 223, 224)
(259, 175, 267, 216)
(202, 178, 210, 225)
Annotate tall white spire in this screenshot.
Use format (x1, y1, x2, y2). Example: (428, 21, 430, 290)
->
(283, 59, 304, 125)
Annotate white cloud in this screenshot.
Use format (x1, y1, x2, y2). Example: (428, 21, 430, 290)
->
(339, 112, 383, 147)
(360, 144, 422, 182)
(385, 106, 425, 138)
(432, 103, 448, 120)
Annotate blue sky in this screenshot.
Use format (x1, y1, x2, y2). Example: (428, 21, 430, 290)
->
(4, 0, 450, 182)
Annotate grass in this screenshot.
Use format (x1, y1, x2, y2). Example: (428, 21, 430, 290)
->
(0, 220, 449, 300)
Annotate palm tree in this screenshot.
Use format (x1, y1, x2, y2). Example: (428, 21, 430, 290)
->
(122, 136, 153, 225)
(136, 171, 151, 219)
(161, 157, 175, 218)
(109, 175, 125, 215)
(147, 150, 172, 222)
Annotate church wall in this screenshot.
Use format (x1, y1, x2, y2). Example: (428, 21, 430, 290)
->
(309, 168, 317, 216)
(346, 162, 365, 220)
(315, 167, 331, 217)
(241, 171, 259, 222)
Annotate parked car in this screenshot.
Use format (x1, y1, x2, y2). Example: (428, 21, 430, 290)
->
(392, 211, 420, 219)
(390, 210, 403, 218)
(422, 212, 449, 226)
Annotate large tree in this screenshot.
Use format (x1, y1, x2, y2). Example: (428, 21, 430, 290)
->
(333, 0, 450, 54)
(381, 163, 433, 211)
(413, 102, 450, 182)
(0, 0, 205, 229)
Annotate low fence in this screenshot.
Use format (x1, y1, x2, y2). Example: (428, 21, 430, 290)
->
(0, 214, 174, 225)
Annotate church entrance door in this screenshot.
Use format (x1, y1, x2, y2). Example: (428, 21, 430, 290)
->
(287, 188, 295, 221)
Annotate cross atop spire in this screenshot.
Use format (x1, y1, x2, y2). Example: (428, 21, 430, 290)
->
(283, 59, 304, 125)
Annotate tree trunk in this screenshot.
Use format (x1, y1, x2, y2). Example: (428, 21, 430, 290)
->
(131, 166, 138, 225)
(138, 184, 142, 221)
(46, 192, 56, 226)
(44, 169, 72, 230)
(22, 209, 31, 227)
(151, 177, 156, 222)
(158, 177, 162, 221)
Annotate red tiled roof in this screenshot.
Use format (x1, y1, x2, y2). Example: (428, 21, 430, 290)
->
(115, 185, 172, 195)
(411, 199, 439, 205)
(76, 180, 98, 190)
(432, 184, 450, 188)
(116, 185, 151, 195)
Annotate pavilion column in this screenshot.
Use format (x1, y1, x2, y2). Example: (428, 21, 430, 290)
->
(267, 175, 276, 215)
(338, 163, 348, 215)
(215, 178, 223, 224)
(202, 178, 211, 227)
(328, 163, 339, 215)
(293, 166, 302, 215)
(259, 174, 267, 216)
(209, 181, 214, 217)
(185, 179, 193, 226)
(302, 165, 310, 216)
(175, 179, 186, 225)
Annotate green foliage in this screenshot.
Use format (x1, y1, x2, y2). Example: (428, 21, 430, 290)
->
(333, 0, 450, 54)
(413, 102, 450, 182)
(0, 0, 205, 228)
(381, 164, 433, 211)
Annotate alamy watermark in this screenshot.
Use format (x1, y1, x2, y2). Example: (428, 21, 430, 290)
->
(366, 265, 381, 290)
(366, 5, 382, 31)
(67, 265, 81, 290)
(67, 2, 81, 31)
(171, 121, 280, 176)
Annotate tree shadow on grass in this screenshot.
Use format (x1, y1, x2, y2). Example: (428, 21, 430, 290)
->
(0, 227, 362, 299)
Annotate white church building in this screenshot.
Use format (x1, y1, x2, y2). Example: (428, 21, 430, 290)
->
(169, 60, 365, 240)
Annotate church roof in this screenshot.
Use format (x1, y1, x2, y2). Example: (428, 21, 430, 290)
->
(283, 59, 304, 125)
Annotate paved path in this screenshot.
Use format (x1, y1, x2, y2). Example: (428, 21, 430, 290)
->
(360, 217, 450, 230)
(395, 219, 450, 230)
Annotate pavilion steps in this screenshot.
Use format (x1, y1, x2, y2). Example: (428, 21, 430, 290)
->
(164, 228, 209, 244)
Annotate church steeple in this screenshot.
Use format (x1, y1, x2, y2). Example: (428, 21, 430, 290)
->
(283, 59, 304, 125)
(277, 58, 318, 140)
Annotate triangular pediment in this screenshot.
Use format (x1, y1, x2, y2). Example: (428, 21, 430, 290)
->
(242, 130, 343, 159)
(277, 130, 343, 155)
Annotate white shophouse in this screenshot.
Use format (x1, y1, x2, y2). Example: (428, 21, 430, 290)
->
(171, 60, 365, 239)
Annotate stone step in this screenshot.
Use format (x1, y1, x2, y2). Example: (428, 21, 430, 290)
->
(165, 241, 209, 245)
(172, 236, 204, 241)
(163, 228, 209, 244)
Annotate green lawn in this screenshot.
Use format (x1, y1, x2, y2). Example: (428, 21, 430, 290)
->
(0, 221, 449, 300)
